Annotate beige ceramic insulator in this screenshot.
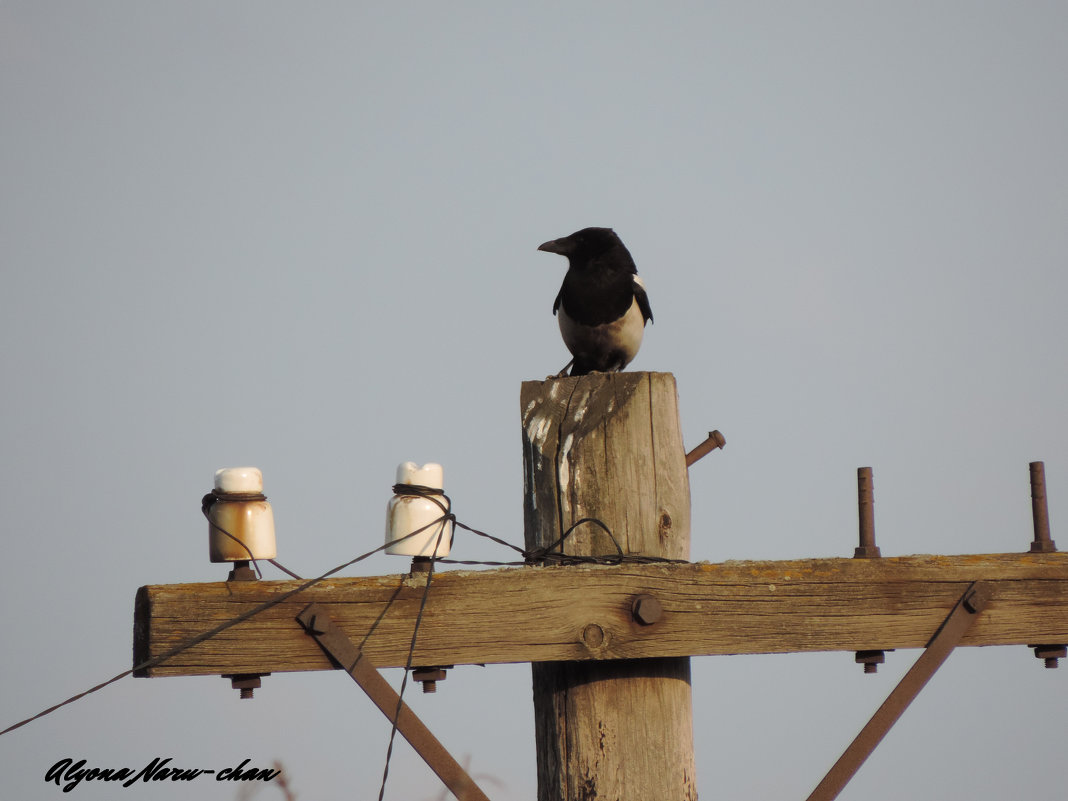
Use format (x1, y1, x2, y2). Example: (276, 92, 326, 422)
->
(208, 467, 277, 562)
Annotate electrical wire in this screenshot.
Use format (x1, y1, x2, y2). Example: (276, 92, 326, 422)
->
(377, 513, 449, 801)
(1, 528, 414, 737)
(0, 493, 678, 756)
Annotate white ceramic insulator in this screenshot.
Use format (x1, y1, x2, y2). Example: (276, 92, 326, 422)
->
(214, 466, 264, 493)
(208, 467, 277, 562)
(385, 462, 452, 557)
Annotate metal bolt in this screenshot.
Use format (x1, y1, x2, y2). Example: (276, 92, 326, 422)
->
(410, 556, 434, 575)
(854, 467, 881, 558)
(632, 594, 663, 625)
(683, 429, 726, 467)
(685, 430, 727, 467)
(412, 666, 450, 692)
(227, 560, 257, 581)
(1030, 645, 1067, 669)
(226, 673, 264, 699)
(855, 650, 886, 674)
(1029, 462, 1057, 553)
(853, 469, 884, 672)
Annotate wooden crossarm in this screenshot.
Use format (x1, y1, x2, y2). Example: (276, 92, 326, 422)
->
(132, 552, 1068, 678)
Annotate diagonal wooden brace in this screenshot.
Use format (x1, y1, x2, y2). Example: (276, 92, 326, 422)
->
(296, 603, 490, 801)
(807, 581, 993, 801)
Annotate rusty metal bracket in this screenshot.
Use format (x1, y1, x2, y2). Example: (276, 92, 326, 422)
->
(806, 581, 992, 801)
(296, 603, 491, 801)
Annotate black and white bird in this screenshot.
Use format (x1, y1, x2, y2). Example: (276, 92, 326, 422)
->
(538, 227, 653, 377)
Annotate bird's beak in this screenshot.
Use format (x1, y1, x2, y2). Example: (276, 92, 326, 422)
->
(538, 238, 566, 255)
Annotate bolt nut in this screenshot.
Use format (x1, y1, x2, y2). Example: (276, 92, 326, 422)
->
(1030, 539, 1058, 553)
(855, 650, 886, 674)
(227, 561, 258, 582)
(632, 594, 663, 625)
(226, 673, 265, 699)
(412, 667, 449, 692)
(1030, 645, 1067, 669)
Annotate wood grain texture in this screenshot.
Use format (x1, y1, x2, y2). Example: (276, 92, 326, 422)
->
(521, 372, 690, 559)
(134, 553, 1068, 677)
(521, 372, 696, 801)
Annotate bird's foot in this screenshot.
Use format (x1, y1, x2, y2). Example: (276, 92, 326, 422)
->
(547, 359, 574, 379)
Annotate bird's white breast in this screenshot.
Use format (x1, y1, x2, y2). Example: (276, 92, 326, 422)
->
(558, 296, 647, 370)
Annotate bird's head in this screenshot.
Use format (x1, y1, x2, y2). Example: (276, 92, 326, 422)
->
(537, 227, 622, 264)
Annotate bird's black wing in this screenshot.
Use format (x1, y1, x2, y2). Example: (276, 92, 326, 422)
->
(632, 275, 653, 324)
(553, 286, 563, 315)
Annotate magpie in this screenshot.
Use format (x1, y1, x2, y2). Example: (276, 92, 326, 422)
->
(538, 227, 653, 377)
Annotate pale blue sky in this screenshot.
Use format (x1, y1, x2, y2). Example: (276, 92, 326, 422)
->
(2, 3, 1067, 799)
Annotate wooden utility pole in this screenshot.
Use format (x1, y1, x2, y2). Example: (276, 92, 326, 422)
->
(520, 372, 697, 801)
(131, 373, 1068, 800)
